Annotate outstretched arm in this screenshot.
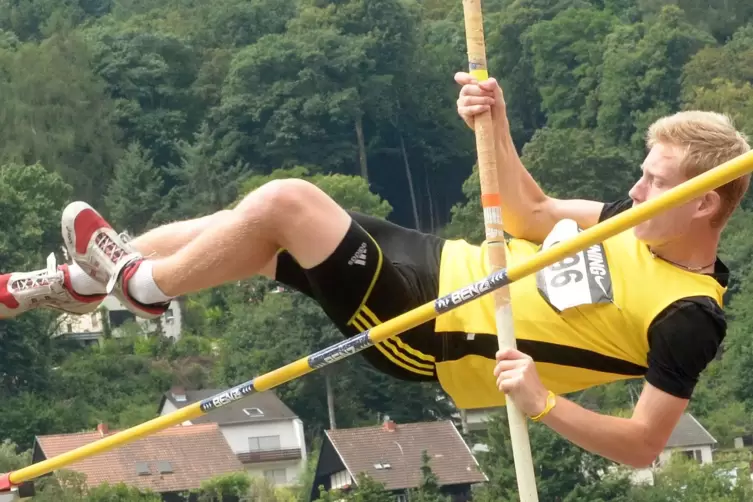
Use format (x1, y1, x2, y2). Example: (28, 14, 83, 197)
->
(493, 348, 687, 468)
(455, 73, 604, 242)
(538, 382, 686, 468)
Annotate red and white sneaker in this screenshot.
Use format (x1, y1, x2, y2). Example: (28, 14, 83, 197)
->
(61, 201, 169, 320)
(0, 253, 105, 319)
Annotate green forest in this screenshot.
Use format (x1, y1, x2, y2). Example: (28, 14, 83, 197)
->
(3, 0, 753, 500)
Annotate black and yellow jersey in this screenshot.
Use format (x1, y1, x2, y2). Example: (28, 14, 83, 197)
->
(434, 226, 726, 409)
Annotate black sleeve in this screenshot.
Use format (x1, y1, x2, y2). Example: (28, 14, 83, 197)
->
(645, 297, 726, 399)
(598, 198, 633, 222)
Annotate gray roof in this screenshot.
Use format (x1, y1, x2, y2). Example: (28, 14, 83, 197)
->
(665, 413, 717, 448)
(326, 420, 487, 491)
(160, 388, 298, 426)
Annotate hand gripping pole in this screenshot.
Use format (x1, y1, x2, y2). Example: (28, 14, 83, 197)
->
(3, 149, 753, 489)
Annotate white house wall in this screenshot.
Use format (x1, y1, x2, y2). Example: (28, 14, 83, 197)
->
(220, 421, 307, 486)
(220, 421, 304, 453)
(245, 459, 302, 486)
(55, 296, 183, 341)
(159, 400, 195, 426)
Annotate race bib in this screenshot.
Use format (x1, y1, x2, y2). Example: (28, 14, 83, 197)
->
(535, 219, 614, 313)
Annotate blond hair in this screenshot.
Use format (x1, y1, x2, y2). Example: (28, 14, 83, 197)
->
(646, 110, 751, 227)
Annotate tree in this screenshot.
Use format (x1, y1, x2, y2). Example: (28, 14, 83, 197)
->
(637, 0, 753, 43)
(394, 15, 474, 231)
(523, 6, 617, 129)
(520, 127, 639, 202)
(563, 472, 634, 501)
(0, 439, 30, 473)
(32, 472, 163, 502)
(158, 122, 248, 222)
(0, 34, 121, 204)
(483, 2, 547, 147)
(87, 28, 203, 169)
(471, 411, 616, 502)
(238, 167, 393, 219)
(682, 24, 753, 100)
(701, 401, 753, 449)
(406, 450, 450, 502)
(218, 28, 378, 178)
(441, 166, 484, 244)
(192, 472, 251, 502)
(597, 5, 716, 147)
(0, 162, 72, 420)
(106, 142, 164, 235)
(292, 0, 422, 183)
(629, 456, 753, 501)
(349, 473, 393, 502)
(0, 162, 72, 270)
(0, 0, 88, 42)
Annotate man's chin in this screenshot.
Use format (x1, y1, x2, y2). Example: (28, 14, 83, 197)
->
(632, 225, 652, 243)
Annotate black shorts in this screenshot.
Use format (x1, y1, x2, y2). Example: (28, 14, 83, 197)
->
(275, 211, 445, 381)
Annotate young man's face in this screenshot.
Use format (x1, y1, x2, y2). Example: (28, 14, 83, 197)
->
(628, 143, 705, 245)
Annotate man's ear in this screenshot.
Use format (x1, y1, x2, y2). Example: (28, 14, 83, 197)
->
(695, 190, 721, 220)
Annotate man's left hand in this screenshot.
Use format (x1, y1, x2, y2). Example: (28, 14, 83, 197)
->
(494, 348, 550, 417)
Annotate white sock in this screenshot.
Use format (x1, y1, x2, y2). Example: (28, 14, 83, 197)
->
(127, 261, 173, 305)
(66, 263, 107, 296)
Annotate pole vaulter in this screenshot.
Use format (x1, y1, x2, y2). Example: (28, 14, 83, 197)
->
(461, 0, 538, 499)
(1, 147, 752, 497)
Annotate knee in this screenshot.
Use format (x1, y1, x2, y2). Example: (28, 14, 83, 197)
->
(198, 210, 232, 230)
(234, 178, 321, 225)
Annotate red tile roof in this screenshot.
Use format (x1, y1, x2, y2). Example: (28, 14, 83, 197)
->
(34, 423, 245, 493)
(326, 420, 487, 491)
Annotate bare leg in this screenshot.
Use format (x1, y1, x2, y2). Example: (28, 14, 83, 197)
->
(149, 179, 351, 296)
(128, 210, 278, 279)
(130, 211, 232, 258)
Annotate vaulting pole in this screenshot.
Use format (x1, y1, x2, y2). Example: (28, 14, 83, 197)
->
(3, 149, 753, 490)
(460, 1, 538, 499)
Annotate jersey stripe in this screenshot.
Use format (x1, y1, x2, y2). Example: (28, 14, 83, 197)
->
(350, 313, 435, 376)
(439, 332, 647, 376)
(361, 306, 436, 363)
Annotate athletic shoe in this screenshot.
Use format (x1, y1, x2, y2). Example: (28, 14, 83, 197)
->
(61, 201, 169, 320)
(0, 253, 105, 318)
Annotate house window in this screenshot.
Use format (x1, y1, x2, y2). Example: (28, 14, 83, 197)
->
(680, 449, 703, 464)
(243, 407, 264, 417)
(249, 435, 281, 452)
(264, 469, 286, 485)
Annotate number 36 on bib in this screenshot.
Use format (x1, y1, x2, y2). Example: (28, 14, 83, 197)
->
(535, 219, 614, 312)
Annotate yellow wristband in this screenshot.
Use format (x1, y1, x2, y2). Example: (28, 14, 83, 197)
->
(530, 390, 556, 422)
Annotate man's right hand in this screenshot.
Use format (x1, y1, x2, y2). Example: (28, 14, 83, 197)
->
(455, 72, 508, 134)
(453, 72, 605, 242)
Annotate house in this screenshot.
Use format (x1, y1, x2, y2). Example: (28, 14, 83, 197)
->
(452, 407, 497, 433)
(157, 387, 307, 487)
(656, 413, 717, 465)
(31, 423, 245, 501)
(309, 419, 488, 501)
(619, 413, 717, 485)
(53, 295, 183, 346)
